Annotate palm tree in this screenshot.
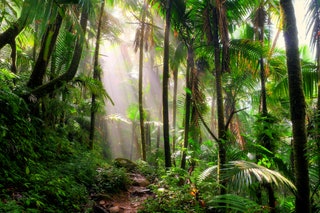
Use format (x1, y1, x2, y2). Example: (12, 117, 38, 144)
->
(138, 2, 147, 161)
(280, 0, 311, 212)
(180, 43, 194, 170)
(162, 0, 173, 168)
(211, 0, 229, 196)
(305, 0, 320, 210)
(252, 1, 279, 210)
(89, 0, 105, 149)
(170, 41, 186, 163)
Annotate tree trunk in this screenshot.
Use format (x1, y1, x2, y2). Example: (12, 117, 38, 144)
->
(213, 4, 227, 196)
(163, 0, 172, 168)
(89, 0, 105, 149)
(138, 2, 147, 161)
(27, 13, 63, 88)
(255, 4, 276, 212)
(280, 1, 311, 212)
(181, 45, 193, 170)
(172, 67, 178, 160)
(27, 7, 88, 99)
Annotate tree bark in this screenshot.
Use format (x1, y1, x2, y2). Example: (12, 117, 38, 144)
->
(27, 13, 63, 88)
(138, 2, 147, 161)
(163, 0, 172, 168)
(213, 4, 227, 197)
(172, 67, 178, 161)
(280, 1, 311, 212)
(181, 45, 193, 170)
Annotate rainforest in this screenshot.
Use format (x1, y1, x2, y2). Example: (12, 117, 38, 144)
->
(0, 0, 319, 212)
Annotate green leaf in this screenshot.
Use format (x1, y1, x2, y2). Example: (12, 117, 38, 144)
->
(25, 166, 30, 175)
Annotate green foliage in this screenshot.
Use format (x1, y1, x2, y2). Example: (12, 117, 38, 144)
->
(253, 113, 281, 151)
(276, 195, 295, 213)
(93, 166, 131, 194)
(140, 167, 205, 213)
(205, 194, 265, 213)
(135, 159, 161, 182)
(0, 69, 118, 212)
(199, 160, 296, 192)
(23, 165, 89, 212)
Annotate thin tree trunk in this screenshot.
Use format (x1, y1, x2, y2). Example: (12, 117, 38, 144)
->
(203, 3, 218, 138)
(172, 67, 178, 160)
(213, 4, 227, 197)
(139, 2, 147, 161)
(163, 0, 172, 168)
(181, 45, 193, 170)
(280, 1, 311, 212)
(255, 5, 276, 211)
(89, 0, 105, 149)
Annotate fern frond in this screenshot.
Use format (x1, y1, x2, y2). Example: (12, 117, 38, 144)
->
(206, 194, 263, 213)
(198, 165, 217, 182)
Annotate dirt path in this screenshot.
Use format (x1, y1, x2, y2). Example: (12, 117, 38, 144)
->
(93, 173, 153, 213)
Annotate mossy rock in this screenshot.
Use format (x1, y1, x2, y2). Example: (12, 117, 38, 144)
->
(113, 158, 137, 171)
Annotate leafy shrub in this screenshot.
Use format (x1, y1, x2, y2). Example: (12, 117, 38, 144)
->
(139, 167, 205, 213)
(0, 199, 25, 213)
(93, 166, 131, 194)
(140, 184, 205, 213)
(136, 160, 160, 182)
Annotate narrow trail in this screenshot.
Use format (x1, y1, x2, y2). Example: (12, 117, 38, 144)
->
(93, 173, 153, 213)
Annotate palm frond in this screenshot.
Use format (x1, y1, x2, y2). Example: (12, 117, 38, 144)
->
(170, 41, 186, 71)
(306, 0, 320, 54)
(198, 160, 296, 193)
(230, 39, 262, 63)
(301, 59, 317, 99)
(226, 0, 258, 26)
(227, 161, 296, 192)
(73, 73, 114, 105)
(100, 9, 122, 43)
(198, 165, 218, 182)
(206, 194, 264, 213)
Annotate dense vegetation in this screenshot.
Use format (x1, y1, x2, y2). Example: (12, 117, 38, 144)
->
(1, 0, 320, 212)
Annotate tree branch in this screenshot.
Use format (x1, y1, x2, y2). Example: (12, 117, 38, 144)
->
(193, 102, 219, 142)
(9, 39, 17, 73)
(225, 107, 248, 131)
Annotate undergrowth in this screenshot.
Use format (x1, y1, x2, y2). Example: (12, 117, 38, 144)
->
(0, 72, 131, 212)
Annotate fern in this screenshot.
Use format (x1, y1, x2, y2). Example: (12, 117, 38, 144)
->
(206, 194, 264, 213)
